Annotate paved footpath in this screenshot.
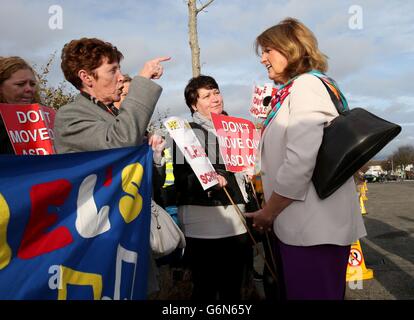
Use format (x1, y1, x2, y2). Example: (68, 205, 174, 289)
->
(154, 181, 414, 300)
(345, 181, 414, 300)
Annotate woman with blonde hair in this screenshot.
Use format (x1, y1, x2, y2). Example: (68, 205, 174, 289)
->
(245, 18, 366, 300)
(0, 56, 40, 154)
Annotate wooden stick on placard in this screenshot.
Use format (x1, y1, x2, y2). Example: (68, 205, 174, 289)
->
(248, 179, 278, 278)
(223, 186, 278, 284)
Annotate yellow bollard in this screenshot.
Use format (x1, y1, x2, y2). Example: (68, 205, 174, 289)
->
(361, 192, 368, 201)
(357, 184, 368, 215)
(346, 240, 374, 281)
(359, 195, 367, 215)
(360, 185, 368, 201)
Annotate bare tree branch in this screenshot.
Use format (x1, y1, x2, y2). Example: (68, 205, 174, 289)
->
(196, 0, 215, 14)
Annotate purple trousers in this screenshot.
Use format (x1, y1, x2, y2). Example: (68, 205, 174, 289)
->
(276, 238, 350, 300)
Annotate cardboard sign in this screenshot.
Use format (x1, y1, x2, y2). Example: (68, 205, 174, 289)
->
(164, 116, 218, 190)
(249, 83, 275, 118)
(0, 103, 56, 155)
(211, 113, 260, 173)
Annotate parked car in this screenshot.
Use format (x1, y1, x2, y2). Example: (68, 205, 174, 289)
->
(386, 174, 398, 181)
(364, 174, 379, 182)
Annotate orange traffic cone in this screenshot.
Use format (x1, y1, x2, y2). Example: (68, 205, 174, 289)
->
(346, 240, 374, 282)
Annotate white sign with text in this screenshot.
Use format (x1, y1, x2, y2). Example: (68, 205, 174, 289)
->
(164, 117, 218, 190)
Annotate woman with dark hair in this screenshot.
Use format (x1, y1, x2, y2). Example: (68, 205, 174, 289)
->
(0, 56, 40, 154)
(173, 75, 251, 300)
(245, 18, 366, 300)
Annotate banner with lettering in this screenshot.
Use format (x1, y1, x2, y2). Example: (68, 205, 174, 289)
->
(0, 103, 56, 155)
(249, 83, 275, 118)
(0, 145, 152, 300)
(211, 113, 260, 173)
(164, 116, 218, 190)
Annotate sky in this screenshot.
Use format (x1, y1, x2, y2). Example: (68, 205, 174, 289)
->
(1, 0, 413, 158)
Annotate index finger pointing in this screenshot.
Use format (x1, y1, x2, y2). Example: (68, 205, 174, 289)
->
(155, 56, 172, 63)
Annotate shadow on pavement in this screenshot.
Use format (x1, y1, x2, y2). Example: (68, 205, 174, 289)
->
(364, 216, 414, 265)
(360, 216, 414, 299)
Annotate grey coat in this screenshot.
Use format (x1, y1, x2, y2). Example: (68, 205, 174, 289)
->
(54, 76, 162, 153)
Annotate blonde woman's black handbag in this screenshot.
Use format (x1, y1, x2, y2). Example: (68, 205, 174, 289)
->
(312, 76, 402, 199)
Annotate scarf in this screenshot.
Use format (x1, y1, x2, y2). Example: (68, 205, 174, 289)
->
(261, 70, 348, 133)
(192, 111, 215, 132)
(261, 79, 295, 133)
(308, 70, 349, 112)
(80, 91, 120, 117)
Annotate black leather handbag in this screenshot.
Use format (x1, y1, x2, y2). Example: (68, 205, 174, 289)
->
(312, 79, 402, 199)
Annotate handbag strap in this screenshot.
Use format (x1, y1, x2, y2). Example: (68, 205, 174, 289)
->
(308, 70, 349, 115)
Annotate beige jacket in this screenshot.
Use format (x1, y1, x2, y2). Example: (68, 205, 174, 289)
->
(260, 74, 366, 246)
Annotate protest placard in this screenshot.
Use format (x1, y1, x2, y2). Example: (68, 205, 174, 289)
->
(211, 113, 260, 173)
(0, 103, 56, 155)
(249, 83, 275, 118)
(164, 116, 218, 190)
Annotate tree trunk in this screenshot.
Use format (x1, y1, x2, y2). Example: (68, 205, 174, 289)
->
(188, 0, 201, 77)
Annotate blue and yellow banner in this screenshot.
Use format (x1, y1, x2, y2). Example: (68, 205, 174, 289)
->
(0, 145, 152, 300)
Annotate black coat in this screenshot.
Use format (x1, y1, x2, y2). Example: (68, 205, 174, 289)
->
(0, 120, 14, 154)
